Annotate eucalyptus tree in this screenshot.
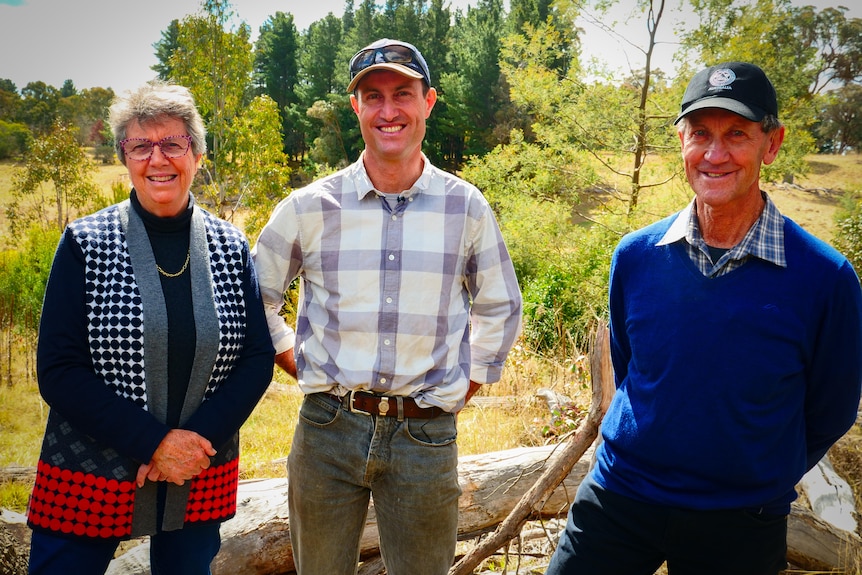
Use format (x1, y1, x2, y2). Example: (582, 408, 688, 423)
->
(225, 94, 292, 237)
(817, 83, 862, 154)
(17, 81, 60, 135)
(0, 79, 19, 122)
(6, 121, 98, 239)
(170, 0, 254, 215)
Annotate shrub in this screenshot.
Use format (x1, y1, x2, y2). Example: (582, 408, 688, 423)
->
(0, 120, 31, 160)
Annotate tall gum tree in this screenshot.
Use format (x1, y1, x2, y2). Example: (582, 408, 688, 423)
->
(170, 0, 254, 217)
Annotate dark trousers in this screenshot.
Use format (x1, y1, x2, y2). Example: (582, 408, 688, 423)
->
(545, 474, 787, 575)
(29, 522, 221, 575)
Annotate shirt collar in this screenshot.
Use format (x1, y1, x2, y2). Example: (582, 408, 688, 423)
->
(657, 192, 787, 268)
(346, 152, 436, 201)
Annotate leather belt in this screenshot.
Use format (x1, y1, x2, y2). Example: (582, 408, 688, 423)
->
(333, 390, 445, 419)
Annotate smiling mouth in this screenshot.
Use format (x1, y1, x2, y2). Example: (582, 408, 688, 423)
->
(379, 125, 403, 133)
(148, 175, 177, 182)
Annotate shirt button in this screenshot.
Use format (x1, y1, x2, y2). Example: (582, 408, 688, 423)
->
(388, 254, 395, 261)
(384, 339, 391, 345)
(386, 297, 393, 304)
(379, 377, 387, 384)
(391, 215, 397, 221)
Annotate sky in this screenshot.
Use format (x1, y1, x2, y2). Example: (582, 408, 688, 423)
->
(0, 0, 859, 95)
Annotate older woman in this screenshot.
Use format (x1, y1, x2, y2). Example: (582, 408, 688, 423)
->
(26, 82, 274, 575)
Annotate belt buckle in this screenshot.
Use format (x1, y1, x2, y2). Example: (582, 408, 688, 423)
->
(348, 390, 373, 416)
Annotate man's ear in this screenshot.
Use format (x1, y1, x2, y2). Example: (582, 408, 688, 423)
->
(763, 125, 786, 166)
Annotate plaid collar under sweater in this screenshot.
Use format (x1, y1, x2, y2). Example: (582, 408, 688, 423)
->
(657, 191, 787, 278)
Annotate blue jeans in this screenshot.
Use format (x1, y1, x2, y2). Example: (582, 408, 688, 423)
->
(546, 474, 787, 575)
(29, 522, 221, 575)
(288, 393, 461, 575)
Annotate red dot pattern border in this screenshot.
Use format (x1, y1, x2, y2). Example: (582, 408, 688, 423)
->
(183, 458, 239, 523)
(27, 458, 239, 539)
(27, 460, 136, 539)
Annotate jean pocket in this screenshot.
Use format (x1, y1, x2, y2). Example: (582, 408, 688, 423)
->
(298, 394, 341, 427)
(740, 509, 787, 527)
(405, 413, 457, 446)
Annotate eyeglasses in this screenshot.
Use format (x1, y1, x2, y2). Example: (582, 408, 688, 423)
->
(349, 43, 429, 85)
(119, 135, 193, 161)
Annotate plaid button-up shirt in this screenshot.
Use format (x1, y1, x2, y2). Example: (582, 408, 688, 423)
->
(252, 155, 523, 412)
(657, 192, 787, 278)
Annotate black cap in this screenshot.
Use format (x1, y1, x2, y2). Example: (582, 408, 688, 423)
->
(674, 62, 778, 125)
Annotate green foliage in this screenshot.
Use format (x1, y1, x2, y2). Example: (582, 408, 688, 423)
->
(306, 97, 352, 168)
(90, 180, 132, 213)
(171, 0, 255, 215)
(254, 12, 302, 158)
(152, 19, 181, 81)
(6, 121, 99, 239)
(834, 194, 862, 274)
(816, 84, 862, 154)
(462, 130, 618, 357)
(225, 94, 292, 239)
(541, 402, 586, 438)
(0, 225, 60, 339)
(17, 81, 60, 134)
(518, 223, 617, 356)
(441, 0, 507, 158)
(0, 119, 31, 160)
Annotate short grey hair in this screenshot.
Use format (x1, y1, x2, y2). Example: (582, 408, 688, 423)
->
(109, 81, 207, 165)
(676, 113, 783, 135)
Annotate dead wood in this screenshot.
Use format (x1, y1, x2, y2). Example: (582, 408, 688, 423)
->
(787, 501, 862, 571)
(448, 323, 613, 575)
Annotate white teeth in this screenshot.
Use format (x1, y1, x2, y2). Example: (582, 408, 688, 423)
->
(149, 176, 176, 182)
(380, 126, 402, 133)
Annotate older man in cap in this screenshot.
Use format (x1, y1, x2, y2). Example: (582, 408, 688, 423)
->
(252, 38, 522, 575)
(545, 61, 862, 575)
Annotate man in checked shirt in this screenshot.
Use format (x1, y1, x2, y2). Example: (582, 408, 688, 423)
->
(252, 38, 522, 575)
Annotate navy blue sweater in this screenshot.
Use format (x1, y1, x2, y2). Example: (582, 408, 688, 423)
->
(594, 214, 862, 514)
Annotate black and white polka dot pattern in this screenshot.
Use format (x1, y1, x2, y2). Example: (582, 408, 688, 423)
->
(68, 205, 247, 408)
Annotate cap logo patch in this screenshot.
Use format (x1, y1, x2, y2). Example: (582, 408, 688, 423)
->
(708, 68, 736, 93)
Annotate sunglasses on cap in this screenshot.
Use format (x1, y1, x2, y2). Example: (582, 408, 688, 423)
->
(348, 42, 430, 88)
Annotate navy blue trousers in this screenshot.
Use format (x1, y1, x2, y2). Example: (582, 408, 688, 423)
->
(29, 522, 220, 575)
(546, 474, 787, 575)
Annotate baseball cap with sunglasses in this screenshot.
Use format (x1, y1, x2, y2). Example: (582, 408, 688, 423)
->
(347, 38, 431, 92)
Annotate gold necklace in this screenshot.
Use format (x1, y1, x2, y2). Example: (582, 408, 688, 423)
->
(156, 250, 190, 278)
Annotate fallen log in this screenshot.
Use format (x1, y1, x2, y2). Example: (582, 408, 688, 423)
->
(787, 501, 862, 571)
(105, 443, 595, 575)
(99, 443, 862, 575)
(799, 456, 858, 534)
(2, 445, 859, 575)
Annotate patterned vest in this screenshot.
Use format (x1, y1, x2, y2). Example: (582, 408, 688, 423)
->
(28, 200, 249, 539)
